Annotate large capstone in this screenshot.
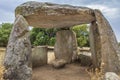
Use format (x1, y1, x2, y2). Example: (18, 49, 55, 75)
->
(54, 29, 78, 63)
(94, 9, 120, 73)
(4, 15, 32, 80)
(15, 1, 95, 28)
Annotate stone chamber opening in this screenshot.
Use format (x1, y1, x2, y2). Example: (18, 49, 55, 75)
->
(31, 24, 92, 80)
(31, 24, 92, 66)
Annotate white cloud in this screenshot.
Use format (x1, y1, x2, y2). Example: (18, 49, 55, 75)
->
(0, 9, 15, 23)
(86, 4, 120, 19)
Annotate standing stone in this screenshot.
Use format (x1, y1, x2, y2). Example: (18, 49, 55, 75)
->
(32, 46, 48, 68)
(54, 30, 78, 63)
(4, 15, 32, 80)
(72, 31, 78, 62)
(94, 9, 120, 73)
(89, 21, 101, 68)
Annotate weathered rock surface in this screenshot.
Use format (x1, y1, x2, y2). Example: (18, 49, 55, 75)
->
(4, 15, 32, 80)
(89, 21, 101, 68)
(94, 10, 120, 73)
(54, 30, 78, 63)
(104, 72, 120, 80)
(78, 54, 92, 66)
(71, 31, 78, 62)
(15, 1, 95, 28)
(52, 59, 67, 69)
(32, 46, 48, 68)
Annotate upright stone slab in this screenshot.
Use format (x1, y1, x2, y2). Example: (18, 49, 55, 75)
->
(94, 10, 120, 73)
(32, 46, 48, 68)
(54, 30, 78, 63)
(72, 31, 78, 62)
(89, 21, 101, 68)
(4, 15, 32, 80)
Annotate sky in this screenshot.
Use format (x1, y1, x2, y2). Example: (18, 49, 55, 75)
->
(0, 0, 120, 42)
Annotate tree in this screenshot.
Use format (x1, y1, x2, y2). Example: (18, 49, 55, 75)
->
(33, 32, 49, 46)
(72, 24, 89, 47)
(0, 23, 13, 47)
(30, 28, 56, 46)
(119, 42, 120, 46)
(48, 37, 56, 46)
(30, 24, 89, 47)
(30, 28, 46, 45)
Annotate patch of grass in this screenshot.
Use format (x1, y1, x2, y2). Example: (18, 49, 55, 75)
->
(0, 65, 5, 80)
(87, 62, 105, 80)
(0, 47, 5, 80)
(0, 48, 5, 65)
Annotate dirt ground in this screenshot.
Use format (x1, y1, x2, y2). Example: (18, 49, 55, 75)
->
(0, 48, 91, 80)
(33, 63, 90, 80)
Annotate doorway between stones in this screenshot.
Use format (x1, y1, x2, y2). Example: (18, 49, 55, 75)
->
(31, 23, 92, 68)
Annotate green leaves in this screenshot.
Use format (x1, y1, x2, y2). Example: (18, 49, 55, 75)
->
(0, 23, 13, 47)
(30, 24, 89, 47)
(34, 32, 49, 46)
(0, 23, 90, 47)
(72, 24, 89, 47)
(48, 37, 56, 46)
(30, 28, 56, 46)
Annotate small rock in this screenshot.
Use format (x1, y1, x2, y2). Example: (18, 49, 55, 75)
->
(78, 54, 92, 66)
(104, 72, 120, 80)
(52, 59, 67, 69)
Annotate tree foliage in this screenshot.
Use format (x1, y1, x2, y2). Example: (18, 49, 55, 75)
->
(30, 24, 89, 47)
(0, 23, 13, 47)
(0, 23, 89, 47)
(72, 24, 89, 47)
(30, 28, 56, 46)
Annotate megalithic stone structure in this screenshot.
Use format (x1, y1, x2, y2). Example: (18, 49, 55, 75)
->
(3, 1, 120, 80)
(94, 9, 120, 73)
(4, 15, 32, 80)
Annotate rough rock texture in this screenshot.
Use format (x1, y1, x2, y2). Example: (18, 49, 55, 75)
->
(4, 15, 32, 80)
(78, 54, 92, 66)
(52, 59, 67, 69)
(54, 30, 78, 63)
(32, 46, 48, 68)
(104, 72, 120, 80)
(94, 10, 120, 73)
(71, 31, 78, 62)
(89, 21, 101, 68)
(15, 1, 95, 28)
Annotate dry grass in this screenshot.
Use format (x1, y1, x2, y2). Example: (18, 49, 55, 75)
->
(87, 62, 105, 80)
(0, 66, 5, 80)
(0, 48, 5, 80)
